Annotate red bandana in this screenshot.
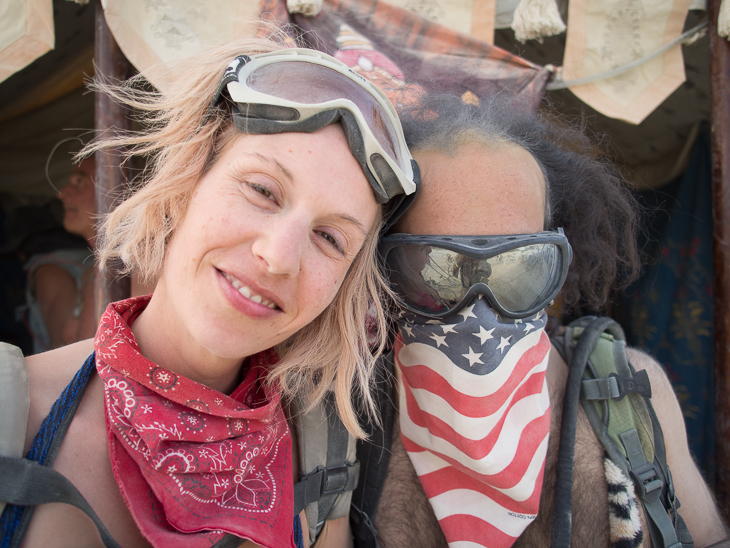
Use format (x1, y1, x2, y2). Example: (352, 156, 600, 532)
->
(95, 296, 295, 548)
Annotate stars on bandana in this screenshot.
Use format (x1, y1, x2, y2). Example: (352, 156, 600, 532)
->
(462, 347, 484, 367)
(474, 326, 495, 345)
(496, 336, 512, 354)
(458, 303, 477, 321)
(397, 297, 548, 374)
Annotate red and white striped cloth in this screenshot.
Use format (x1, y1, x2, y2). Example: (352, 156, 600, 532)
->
(396, 301, 551, 548)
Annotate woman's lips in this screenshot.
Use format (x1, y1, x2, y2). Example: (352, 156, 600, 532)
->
(216, 269, 283, 319)
(223, 271, 278, 309)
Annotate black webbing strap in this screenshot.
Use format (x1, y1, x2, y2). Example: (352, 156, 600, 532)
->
(551, 317, 618, 548)
(0, 456, 253, 548)
(293, 461, 360, 517)
(351, 351, 396, 548)
(619, 429, 684, 548)
(0, 456, 120, 548)
(640, 396, 694, 548)
(292, 392, 360, 520)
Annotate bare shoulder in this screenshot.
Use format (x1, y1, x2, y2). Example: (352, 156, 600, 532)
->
(625, 347, 729, 547)
(24, 338, 95, 452)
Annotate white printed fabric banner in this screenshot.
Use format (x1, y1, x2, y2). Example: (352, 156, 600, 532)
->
(101, 0, 260, 93)
(0, 0, 54, 84)
(562, 0, 691, 124)
(385, 0, 496, 43)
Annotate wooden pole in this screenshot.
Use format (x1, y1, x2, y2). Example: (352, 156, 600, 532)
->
(94, 0, 131, 319)
(709, 0, 730, 521)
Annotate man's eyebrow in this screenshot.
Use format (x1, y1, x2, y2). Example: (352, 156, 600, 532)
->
(247, 152, 295, 182)
(336, 214, 369, 238)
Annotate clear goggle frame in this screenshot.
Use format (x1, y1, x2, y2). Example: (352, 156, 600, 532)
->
(380, 229, 573, 320)
(209, 49, 418, 204)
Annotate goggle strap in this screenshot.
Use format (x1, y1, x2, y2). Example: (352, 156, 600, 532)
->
(203, 55, 252, 126)
(381, 163, 420, 232)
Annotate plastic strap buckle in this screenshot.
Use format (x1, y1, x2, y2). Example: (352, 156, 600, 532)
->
(610, 369, 652, 400)
(629, 461, 664, 503)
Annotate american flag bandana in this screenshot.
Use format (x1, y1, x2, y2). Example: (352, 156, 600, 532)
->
(396, 296, 551, 548)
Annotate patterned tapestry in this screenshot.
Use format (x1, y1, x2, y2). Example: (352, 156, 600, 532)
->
(259, 0, 551, 112)
(616, 132, 714, 481)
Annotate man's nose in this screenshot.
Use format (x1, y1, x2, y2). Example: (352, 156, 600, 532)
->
(58, 181, 78, 201)
(251, 217, 307, 277)
(57, 185, 71, 201)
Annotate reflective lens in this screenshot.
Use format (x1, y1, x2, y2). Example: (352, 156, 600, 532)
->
(247, 62, 401, 165)
(386, 242, 562, 317)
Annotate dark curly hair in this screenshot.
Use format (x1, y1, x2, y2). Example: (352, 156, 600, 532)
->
(399, 93, 641, 317)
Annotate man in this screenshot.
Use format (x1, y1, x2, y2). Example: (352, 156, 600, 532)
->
(26, 158, 97, 352)
(351, 95, 728, 548)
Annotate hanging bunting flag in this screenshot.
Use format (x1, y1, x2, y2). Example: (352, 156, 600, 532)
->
(385, 0, 497, 44)
(0, 0, 54, 84)
(561, 0, 692, 124)
(101, 0, 260, 93)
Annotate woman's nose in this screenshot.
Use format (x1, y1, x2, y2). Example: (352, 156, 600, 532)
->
(251, 218, 307, 277)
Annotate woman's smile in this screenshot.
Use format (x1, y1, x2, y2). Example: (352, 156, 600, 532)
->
(218, 268, 282, 319)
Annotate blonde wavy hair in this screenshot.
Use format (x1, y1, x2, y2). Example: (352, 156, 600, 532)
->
(86, 33, 393, 438)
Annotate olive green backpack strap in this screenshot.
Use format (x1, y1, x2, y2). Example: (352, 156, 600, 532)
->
(0, 343, 29, 517)
(552, 317, 693, 548)
(291, 391, 360, 546)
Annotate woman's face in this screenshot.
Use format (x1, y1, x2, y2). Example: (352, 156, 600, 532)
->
(157, 125, 378, 360)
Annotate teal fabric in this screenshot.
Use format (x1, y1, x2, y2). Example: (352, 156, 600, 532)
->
(616, 132, 714, 482)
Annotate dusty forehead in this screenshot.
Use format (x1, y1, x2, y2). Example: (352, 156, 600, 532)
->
(397, 141, 546, 235)
(411, 142, 544, 207)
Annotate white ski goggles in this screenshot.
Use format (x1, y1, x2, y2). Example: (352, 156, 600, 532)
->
(209, 48, 418, 207)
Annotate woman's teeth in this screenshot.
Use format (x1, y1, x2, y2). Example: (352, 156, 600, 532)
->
(224, 273, 277, 309)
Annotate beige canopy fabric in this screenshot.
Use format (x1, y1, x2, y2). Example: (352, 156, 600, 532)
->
(100, 0, 261, 93)
(0, 0, 54, 84)
(561, 0, 692, 124)
(386, 0, 497, 43)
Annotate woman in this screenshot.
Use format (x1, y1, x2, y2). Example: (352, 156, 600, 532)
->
(0, 38, 417, 548)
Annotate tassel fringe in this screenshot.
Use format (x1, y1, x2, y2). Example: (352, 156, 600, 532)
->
(286, 0, 323, 16)
(719, 0, 730, 39)
(511, 0, 566, 43)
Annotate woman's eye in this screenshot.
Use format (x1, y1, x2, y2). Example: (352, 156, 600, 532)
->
(317, 231, 344, 254)
(245, 182, 278, 206)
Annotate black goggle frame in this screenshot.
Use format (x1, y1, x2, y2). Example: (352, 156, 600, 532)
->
(380, 229, 573, 320)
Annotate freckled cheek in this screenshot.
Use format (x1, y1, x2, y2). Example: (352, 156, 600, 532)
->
(303, 270, 346, 313)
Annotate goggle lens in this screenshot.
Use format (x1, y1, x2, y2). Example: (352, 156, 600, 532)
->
(386, 242, 562, 317)
(246, 62, 401, 165)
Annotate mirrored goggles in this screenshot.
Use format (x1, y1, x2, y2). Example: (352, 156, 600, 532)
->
(380, 229, 573, 320)
(209, 48, 418, 205)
